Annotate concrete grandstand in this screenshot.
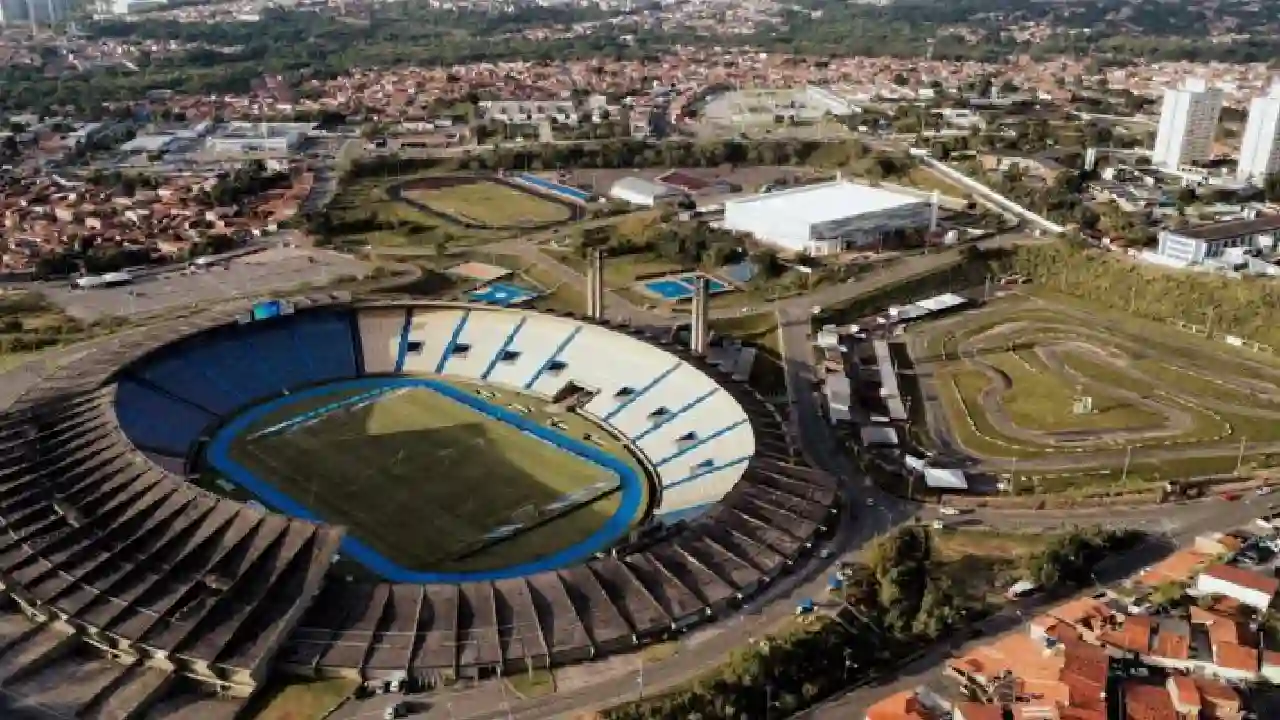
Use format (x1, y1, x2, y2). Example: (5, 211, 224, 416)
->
(0, 295, 835, 713)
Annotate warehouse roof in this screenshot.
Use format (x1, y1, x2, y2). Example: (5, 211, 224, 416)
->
(1168, 214, 1280, 242)
(609, 176, 679, 200)
(725, 181, 928, 224)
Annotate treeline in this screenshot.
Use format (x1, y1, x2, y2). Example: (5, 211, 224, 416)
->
(603, 527, 979, 720)
(998, 243, 1280, 349)
(1026, 528, 1142, 588)
(350, 138, 891, 181)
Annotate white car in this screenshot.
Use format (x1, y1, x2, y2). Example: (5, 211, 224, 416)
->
(1257, 486, 1273, 496)
(939, 506, 960, 516)
(865, 498, 875, 506)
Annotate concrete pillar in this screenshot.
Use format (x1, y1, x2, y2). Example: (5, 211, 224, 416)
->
(586, 248, 604, 320)
(690, 275, 710, 355)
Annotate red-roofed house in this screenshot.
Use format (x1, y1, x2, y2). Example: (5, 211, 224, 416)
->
(1166, 675, 1200, 718)
(953, 702, 1003, 720)
(1211, 641, 1259, 681)
(1125, 682, 1178, 720)
(1195, 564, 1279, 611)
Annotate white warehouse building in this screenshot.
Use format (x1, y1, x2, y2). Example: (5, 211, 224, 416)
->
(722, 181, 937, 256)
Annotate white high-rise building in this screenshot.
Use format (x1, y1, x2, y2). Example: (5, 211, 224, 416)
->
(1152, 78, 1224, 171)
(0, 0, 69, 25)
(1237, 84, 1280, 185)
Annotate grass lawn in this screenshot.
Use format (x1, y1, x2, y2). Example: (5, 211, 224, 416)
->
(249, 677, 357, 720)
(326, 175, 503, 249)
(403, 182, 571, 227)
(225, 381, 645, 573)
(981, 351, 1167, 434)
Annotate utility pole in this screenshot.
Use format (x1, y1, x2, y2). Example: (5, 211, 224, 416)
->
(637, 656, 644, 701)
(1236, 436, 1247, 476)
(1121, 445, 1132, 483)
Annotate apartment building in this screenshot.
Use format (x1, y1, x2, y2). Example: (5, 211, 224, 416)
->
(1153, 78, 1224, 171)
(1237, 84, 1280, 185)
(0, 0, 69, 26)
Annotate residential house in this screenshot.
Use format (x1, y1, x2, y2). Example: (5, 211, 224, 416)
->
(1195, 564, 1278, 611)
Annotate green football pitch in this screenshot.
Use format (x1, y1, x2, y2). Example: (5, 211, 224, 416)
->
(225, 381, 648, 574)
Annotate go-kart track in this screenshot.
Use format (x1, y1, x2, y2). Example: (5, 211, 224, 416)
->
(906, 293, 1280, 488)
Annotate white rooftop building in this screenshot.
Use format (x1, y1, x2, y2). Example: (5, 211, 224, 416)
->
(608, 177, 680, 207)
(722, 181, 936, 256)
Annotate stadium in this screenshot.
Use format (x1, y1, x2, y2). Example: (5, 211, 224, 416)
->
(0, 293, 836, 711)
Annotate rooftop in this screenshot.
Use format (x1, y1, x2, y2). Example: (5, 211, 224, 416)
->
(725, 180, 928, 225)
(1201, 563, 1280, 596)
(1169, 214, 1280, 242)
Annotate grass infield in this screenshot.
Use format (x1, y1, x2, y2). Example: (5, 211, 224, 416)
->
(221, 380, 647, 576)
(402, 182, 571, 227)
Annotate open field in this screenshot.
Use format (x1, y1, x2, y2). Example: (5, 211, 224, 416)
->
(399, 177, 573, 228)
(903, 290, 1280, 491)
(324, 174, 505, 250)
(218, 379, 647, 575)
(248, 677, 357, 720)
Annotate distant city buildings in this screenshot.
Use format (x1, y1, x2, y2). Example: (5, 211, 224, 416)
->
(1153, 78, 1224, 171)
(97, 0, 168, 15)
(1237, 84, 1280, 185)
(0, 0, 70, 26)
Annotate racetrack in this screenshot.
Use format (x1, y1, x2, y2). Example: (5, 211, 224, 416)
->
(905, 292, 1280, 488)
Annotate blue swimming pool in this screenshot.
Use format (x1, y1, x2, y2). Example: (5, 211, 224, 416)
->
(519, 174, 592, 203)
(641, 273, 733, 300)
(467, 282, 540, 306)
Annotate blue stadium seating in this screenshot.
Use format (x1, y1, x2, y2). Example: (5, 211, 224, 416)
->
(198, 331, 286, 405)
(289, 312, 358, 381)
(115, 378, 217, 456)
(245, 324, 312, 389)
(140, 350, 244, 415)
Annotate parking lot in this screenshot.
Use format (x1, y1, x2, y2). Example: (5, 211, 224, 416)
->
(41, 247, 372, 321)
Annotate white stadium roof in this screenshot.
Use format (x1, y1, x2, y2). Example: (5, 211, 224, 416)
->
(725, 181, 926, 225)
(923, 467, 968, 490)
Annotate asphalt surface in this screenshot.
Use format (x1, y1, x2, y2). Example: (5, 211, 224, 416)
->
(38, 246, 371, 321)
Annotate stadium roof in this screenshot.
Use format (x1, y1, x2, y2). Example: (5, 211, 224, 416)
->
(725, 181, 928, 225)
(924, 467, 968, 490)
(860, 425, 898, 446)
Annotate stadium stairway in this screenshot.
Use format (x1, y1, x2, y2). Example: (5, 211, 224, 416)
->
(0, 621, 78, 687)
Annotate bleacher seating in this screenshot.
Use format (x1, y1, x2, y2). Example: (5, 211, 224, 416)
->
(198, 332, 285, 406)
(114, 378, 217, 456)
(400, 309, 467, 376)
(138, 350, 243, 416)
(123, 304, 755, 520)
(382, 307, 756, 519)
(357, 309, 406, 375)
(289, 312, 358, 380)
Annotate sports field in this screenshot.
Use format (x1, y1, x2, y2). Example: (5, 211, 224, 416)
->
(402, 181, 571, 227)
(217, 379, 648, 577)
(904, 290, 1280, 492)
